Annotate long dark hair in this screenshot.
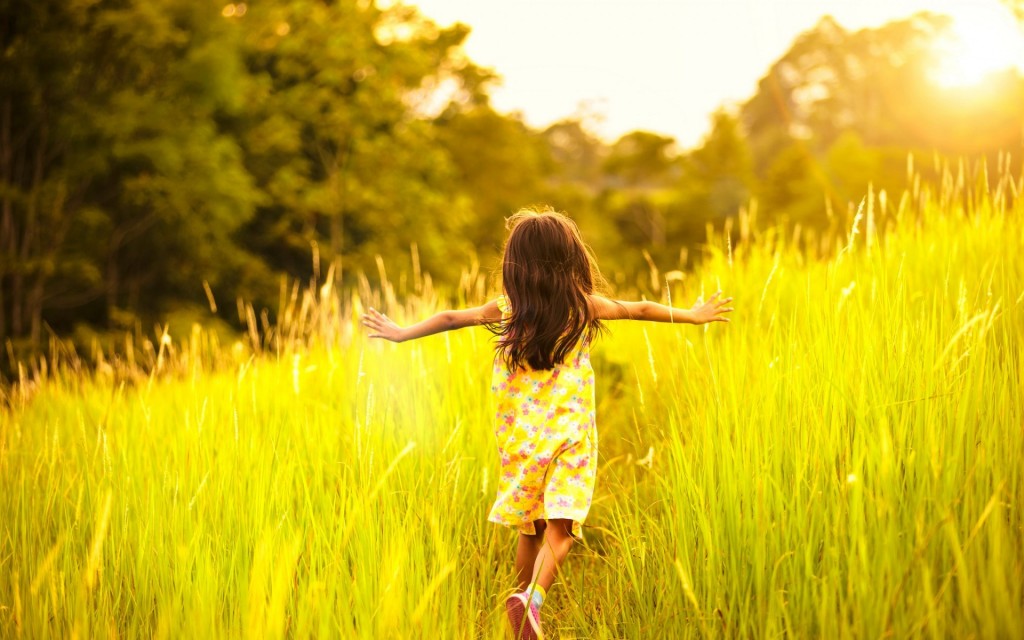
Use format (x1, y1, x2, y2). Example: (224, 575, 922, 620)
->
(492, 207, 606, 371)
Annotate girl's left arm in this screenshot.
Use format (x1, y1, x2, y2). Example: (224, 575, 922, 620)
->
(590, 291, 734, 324)
(361, 301, 502, 343)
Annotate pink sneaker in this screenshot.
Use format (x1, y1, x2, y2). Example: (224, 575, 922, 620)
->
(505, 592, 543, 640)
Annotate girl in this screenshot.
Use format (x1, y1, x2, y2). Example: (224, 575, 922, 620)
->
(361, 208, 732, 639)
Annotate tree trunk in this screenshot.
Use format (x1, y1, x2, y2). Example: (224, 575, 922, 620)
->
(11, 268, 22, 337)
(29, 278, 43, 347)
(28, 181, 69, 348)
(12, 114, 47, 338)
(106, 249, 119, 329)
(0, 97, 11, 341)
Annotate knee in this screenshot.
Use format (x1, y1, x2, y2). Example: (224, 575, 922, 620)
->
(545, 519, 575, 544)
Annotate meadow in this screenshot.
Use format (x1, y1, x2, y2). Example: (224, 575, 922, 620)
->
(1, 165, 1022, 638)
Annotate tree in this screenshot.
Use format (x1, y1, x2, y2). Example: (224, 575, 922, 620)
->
(741, 12, 1024, 222)
(741, 15, 950, 172)
(542, 119, 606, 187)
(0, 0, 259, 346)
(0, 0, 498, 351)
(683, 110, 755, 221)
(230, 0, 487, 297)
(597, 131, 678, 265)
(435, 105, 552, 261)
(603, 131, 677, 189)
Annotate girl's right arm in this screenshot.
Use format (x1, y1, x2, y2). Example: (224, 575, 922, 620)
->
(589, 292, 733, 324)
(361, 300, 502, 342)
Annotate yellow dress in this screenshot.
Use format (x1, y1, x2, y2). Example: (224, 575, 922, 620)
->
(487, 296, 598, 539)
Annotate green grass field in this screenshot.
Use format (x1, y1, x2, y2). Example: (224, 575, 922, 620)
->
(2, 172, 1023, 638)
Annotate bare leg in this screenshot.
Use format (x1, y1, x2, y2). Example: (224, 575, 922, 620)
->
(530, 518, 575, 591)
(514, 520, 547, 591)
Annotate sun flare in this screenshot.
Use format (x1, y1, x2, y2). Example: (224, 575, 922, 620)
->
(932, 7, 1024, 88)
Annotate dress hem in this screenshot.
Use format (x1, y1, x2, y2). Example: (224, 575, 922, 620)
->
(488, 513, 586, 539)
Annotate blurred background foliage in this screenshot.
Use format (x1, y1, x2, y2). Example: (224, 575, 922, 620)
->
(1, 0, 1022, 355)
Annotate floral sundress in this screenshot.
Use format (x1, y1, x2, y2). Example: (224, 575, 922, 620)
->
(486, 295, 598, 539)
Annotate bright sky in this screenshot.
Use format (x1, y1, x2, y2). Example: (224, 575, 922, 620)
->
(408, 0, 1024, 148)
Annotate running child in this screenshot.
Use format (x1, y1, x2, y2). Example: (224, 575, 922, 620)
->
(361, 207, 733, 639)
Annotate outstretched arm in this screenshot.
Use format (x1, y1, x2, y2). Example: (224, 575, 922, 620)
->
(361, 300, 502, 342)
(589, 291, 733, 324)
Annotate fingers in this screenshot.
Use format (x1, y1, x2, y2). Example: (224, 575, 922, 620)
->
(701, 291, 732, 307)
(698, 292, 734, 324)
(715, 301, 735, 321)
(361, 307, 389, 323)
(360, 307, 390, 333)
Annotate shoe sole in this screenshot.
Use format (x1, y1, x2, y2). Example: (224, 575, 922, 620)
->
(505, 593, 542, 640)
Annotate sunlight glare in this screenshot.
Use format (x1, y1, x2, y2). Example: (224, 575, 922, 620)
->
(932, 7, 1024, 88)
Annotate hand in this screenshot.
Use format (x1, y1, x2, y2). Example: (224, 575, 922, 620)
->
(360, 307, 405, 342)
(690, 291, 734, 324)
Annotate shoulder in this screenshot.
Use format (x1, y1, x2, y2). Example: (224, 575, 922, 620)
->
(476, 299, 503, 323)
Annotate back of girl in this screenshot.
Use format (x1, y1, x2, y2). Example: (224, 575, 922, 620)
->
(489, 210, 603, 639)
(361, 206, 733, 639)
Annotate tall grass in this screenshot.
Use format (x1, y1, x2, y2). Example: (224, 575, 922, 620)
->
(1, 164, 1022, 638)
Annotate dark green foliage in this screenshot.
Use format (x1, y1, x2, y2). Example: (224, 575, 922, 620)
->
(0, 0, 259, 345)
(1, 3, 1020, 353)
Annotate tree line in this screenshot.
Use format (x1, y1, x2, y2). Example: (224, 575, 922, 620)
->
(2, 1, 1022, 352)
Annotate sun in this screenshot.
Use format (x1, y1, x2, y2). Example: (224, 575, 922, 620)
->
(931, 7, 1024, 88)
